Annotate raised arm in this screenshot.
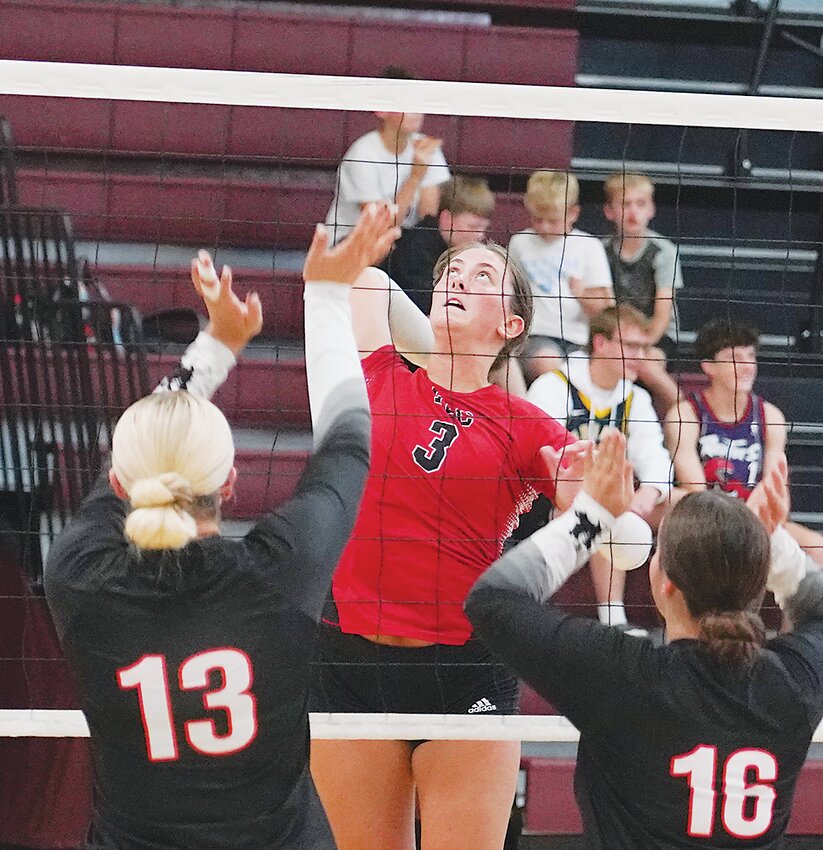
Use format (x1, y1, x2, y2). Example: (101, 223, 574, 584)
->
(247, 205, 401, 617)
(44, 255, 263, 588)
(392, 135, 442, 224)
(156, 251, 262, 399)
(748, 459, 823, 625)
(349, 266, 435, 366)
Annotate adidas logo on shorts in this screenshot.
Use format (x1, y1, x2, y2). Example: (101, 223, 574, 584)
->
(468, 698, 497, 713)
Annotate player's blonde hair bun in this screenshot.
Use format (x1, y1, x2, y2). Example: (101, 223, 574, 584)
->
(130, 473, 193, 509)
(113, 391, 234, 551)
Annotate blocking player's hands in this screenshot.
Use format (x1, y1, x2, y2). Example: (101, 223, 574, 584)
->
(539, 440, 589, 513)
(582, 428, 634, 518)
(191, 250, 263, 356)
(412, 135, 442, 170)
(747, 454, 790, 536)
(304, 202, 401, 286)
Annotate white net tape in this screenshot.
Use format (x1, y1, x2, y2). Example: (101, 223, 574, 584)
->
(1, 60, 823, 132)
(3, 710, 823, 743)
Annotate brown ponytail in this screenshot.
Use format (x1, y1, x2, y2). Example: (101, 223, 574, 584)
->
(697, 610, 766, 666)
(660, 491, 769, 667)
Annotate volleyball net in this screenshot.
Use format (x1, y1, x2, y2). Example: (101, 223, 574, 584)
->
(0, 56, 822, 745)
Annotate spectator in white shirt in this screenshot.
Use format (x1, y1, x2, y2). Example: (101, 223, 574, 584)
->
(508, 171, 613, 383)
(325, 66, 450, 246)
(528, 305, 681, 634)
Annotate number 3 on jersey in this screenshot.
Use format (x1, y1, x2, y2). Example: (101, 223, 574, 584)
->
(117, 648, 258, 762)
(413, 420, 459, 473)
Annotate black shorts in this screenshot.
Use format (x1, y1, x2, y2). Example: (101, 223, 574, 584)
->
(310, 624, 518, 720)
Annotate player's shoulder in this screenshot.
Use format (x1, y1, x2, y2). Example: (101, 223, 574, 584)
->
(665, 394, 702, 423)
(567, 226, 602, 245)
(362, 345, 417, 385)
(528, 368, 569, 397)
(45, 519, 126, 592)
(508, 228, 539, 249)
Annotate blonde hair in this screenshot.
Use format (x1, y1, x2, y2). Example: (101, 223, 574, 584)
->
(603, 172, 655, 204)
(525, 171, 579, 211)
(439, 175, 495, 218)
(112, 391, 235, 550)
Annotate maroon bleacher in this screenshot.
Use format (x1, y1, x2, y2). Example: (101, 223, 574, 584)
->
(98, 266, 303, 340)
(142, 353, 308, 430)
(0, 97, 574, 175)
(15, 169, 532, 248)
(398, 0, 576, 6)
(0, 1, 576, 79)
(0, 0, 576, 172)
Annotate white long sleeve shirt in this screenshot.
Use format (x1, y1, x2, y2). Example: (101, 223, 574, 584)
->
(528, 356, 672, 498)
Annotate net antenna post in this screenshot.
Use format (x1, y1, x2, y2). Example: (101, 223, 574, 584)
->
(726, 0, 782, 178)
(0, 116, 18, 206)
(798, 198, 823, 356)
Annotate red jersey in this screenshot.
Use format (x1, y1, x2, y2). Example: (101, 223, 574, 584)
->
(331, 347, 574, 644)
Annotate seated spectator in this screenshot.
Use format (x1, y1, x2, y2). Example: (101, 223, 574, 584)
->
(325, 66, 450, 245)
(382, 175, 494, 314)
(528, 306, 678, 633)
(602, 171, 682, 413)
(664, 317, 823, 565)
(508, 170, 613, 383)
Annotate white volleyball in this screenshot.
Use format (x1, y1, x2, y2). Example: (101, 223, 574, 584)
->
(596, 511, 653, 571)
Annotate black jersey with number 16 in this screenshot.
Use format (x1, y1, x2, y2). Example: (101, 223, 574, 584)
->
(467, 510, 823, 849)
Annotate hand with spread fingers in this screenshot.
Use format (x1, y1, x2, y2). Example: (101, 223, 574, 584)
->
(190, 250, 263, 356)
(582, 428, 635, 519)
(303, 202, 402, 285)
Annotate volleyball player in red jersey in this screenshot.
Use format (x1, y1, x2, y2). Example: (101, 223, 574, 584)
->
(309, 243, 578, 850)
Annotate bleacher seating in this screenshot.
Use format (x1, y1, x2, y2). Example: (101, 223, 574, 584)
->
(3, 0, 823, 843)
(0, 1, 577, 81)
(0, 1, 576, 172)
(0, 99, 575, 174)
(97, 266, 304, 340)
(0, 293, 148, 577)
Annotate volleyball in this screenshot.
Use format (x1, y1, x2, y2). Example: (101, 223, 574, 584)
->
(596, 511, 653, 572)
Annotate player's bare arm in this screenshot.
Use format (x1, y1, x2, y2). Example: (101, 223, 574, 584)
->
(647, 286, 674, 344)
(762, 401, 788, 474)
(663, 401, 706, 491)
(417, 184, 441, 219)
(349, 268, 434, 367)
(361, 135, 442, 226)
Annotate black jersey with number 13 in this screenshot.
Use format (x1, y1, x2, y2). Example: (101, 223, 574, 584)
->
(44, 410, 369, 850)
